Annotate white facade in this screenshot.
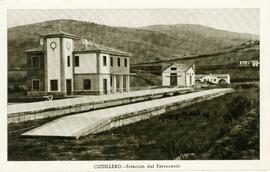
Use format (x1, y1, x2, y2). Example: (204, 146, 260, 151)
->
(162, 63, 195, 87)
(99, 53, 110, 74)
(185, 67, 195, 86)
(239, 60, 259, 67)
(74, 53, 97, 74)
(62, 37, 74, 92)
(196, 74, 230, 84)
(46, 38, 61, 92)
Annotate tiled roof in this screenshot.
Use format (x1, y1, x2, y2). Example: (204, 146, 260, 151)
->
(161, 63, 194, 72)
(24, 46, 44, 53)
(40, 30, 78, 39)
(74, 40, 132, 56)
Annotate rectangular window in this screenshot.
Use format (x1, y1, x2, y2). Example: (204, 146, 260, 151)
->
(103, 56, 107, 66)
(171, 67, 177, 70)
(50, 80, 58, 91)
(84, 79, 91, 90)
(32, 80, 40, 91)
(74, 56, 79, 67)
(117, 58, 121, 67)
(110, 57, 113, 67)
(32, 56, 40, 68)
(67, 56, 70, 67)
(124, 58, 127, 67)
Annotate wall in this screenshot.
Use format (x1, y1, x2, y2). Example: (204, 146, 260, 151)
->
(62, 38, 74, 92)
(196, 74, 230, 84)
(162, 72, 170, 86)
(73, 74, 100, 94)
(110, 55, 130, 74)
(162, 64, 186, 86)
(185, 67, 195, 86)
(26, 53, 45, 92)
(201, 75, 219, 84)
(74, 53, 97, 74)
(46, 38, 61, 92)
(99, 74, 111, 94)
(177, 71, 186, 86)
(99, 53, 110, 74)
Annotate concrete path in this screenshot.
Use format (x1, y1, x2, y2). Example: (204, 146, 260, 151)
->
(8, 88, 189, 114)
(22, 88, 233, 138)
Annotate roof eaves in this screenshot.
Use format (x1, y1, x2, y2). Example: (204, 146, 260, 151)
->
(161, 63, 174, 72)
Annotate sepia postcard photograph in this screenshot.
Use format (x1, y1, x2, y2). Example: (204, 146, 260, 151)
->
(1, 0, 270, 171)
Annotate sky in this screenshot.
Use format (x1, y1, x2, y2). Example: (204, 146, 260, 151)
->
(7, 9, 259, 35)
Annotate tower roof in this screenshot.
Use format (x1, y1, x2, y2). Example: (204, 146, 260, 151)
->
(40, 30, 79, 39)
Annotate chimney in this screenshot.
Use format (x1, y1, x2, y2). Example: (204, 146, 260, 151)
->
(81, 39, 88, 49)
(57, 20, 61, 32)
(93, 37, 95, 46)
(40, 38, 44, 46)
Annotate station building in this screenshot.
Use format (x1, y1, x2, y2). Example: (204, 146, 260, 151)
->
(161, 63, 195, 87)
(25, 30, 132, 96)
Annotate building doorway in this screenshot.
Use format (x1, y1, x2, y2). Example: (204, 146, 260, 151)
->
(116, 76, 120, 92)
(170, 73, 177, 86)
(103, 79, 107, 94)
(66, 79, 72, 95)
(189, 75, 192, 85)
(123, 75, 127, 92)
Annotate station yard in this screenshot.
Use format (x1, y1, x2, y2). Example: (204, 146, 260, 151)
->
(8, 85, 259, 160)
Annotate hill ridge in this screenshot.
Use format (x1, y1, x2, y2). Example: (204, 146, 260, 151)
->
(8, 19, 258, 68)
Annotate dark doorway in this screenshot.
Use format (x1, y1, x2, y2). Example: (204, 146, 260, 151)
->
(103, 79, 107, 94)
(123, 76, 126, 92)
(170, 73, 177, 86)
(66, 79, 72, 95)
(189, 75, 192, 85)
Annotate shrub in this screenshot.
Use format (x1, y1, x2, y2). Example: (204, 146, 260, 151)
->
(226, 96, 251, 120)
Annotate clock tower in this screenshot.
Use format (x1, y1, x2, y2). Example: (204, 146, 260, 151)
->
(41, 31, 78, 95)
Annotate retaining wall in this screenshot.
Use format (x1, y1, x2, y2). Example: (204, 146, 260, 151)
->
(77, 90, 232, 137)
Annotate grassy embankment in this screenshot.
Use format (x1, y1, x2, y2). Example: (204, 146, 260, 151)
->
(8, 85, 259, 160)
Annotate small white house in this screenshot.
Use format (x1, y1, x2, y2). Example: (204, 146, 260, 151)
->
(195, 73, 230, 84)
(162, 63, 195, 87)
(239, 60, 259, 68)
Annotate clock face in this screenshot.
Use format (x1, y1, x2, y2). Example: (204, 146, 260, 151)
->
(66, 42, 71, 50)
(50, 41, 57, 51)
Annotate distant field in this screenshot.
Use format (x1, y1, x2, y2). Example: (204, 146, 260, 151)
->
(131, 49, 259, 84)
(8, 86, 259, 160)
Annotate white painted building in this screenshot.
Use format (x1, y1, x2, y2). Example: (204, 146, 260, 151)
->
(25, 30, 132, 96)
(239, 60, 259, 67)
(162, 63, 195, 87)
(195, 73, 230, 84)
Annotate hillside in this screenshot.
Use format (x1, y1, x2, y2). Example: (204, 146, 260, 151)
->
(144, 24, 258, 41)
(8, 19, 259, 68)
